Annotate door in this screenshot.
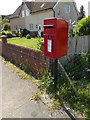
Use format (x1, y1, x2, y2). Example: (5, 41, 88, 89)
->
(38, 25, 41, 37)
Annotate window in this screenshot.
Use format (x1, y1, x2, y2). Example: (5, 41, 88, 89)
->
(14, 25, 17, 30)
(57, 7, 60, 17)
(64, 4, 70, 13)
(38, 25, 41, 31)
(30, 24, 33, 31)
(22, 10, 24, 17)
(26, 9, 29, 16)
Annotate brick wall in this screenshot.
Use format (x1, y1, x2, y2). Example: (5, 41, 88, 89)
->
(0, 41, 46, 76)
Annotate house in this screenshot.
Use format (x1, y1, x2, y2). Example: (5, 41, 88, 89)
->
(9, 0, 79, 36)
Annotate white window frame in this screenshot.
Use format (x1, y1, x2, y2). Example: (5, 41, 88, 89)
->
(22, 10, 24, 17)
(64, 4, 70, 13)
(25, 9, 29, 16)
(57, 7, 60, 17)
(30, 24, 33, 31)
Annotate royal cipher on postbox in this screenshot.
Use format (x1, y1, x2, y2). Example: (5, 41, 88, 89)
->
(44, 18, 68, 60)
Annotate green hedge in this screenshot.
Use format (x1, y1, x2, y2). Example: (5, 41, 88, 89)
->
(74, 16, 90, 37)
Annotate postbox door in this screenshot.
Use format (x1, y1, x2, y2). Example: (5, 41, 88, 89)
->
(44, 33, 56, 59)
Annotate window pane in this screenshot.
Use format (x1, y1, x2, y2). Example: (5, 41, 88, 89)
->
(65, 5, 70, 13)
(22, 11, 24, 17)
(30, 24, 33, 30)
(58, 7, 60, 17)
(26, 9, 29, 16)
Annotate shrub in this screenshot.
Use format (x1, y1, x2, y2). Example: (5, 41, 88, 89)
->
(74, 16, 90, 37)
(6, 32, 12, 38)
(1, 31, 6, 35)
(30, 31, 36, 38)
(2, 18, 9, 25)
(2, 23, 10, 31)
(22, 29, 30, 37)
(65, 53, 88, 80)
(41, 31, 44, 37)
(12, 33, 16, 37)
(26, 34, 31, 39)
(15, 32, 19, 37)
(34, 31, 38, 37)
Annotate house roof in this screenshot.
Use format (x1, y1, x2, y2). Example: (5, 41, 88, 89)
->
(9, 0, 78, 19)
(25, 1, 56, 13)
(9, 5, 21, 19)
(9, 1, 56, 19)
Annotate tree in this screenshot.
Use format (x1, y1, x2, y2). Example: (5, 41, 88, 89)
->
(78, 5, 85, 20)
(2, 23, 10, 31)
(2, 18, 9, 25)
(74, 16, 90, 37)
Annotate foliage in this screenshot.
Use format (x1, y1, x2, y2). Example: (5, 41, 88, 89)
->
(37, 38, 43, 51)
(32, 92, 42, 101)
(68, 33, 71, 38)
(38, 53, 89, 119)
(26, 34, 31, 39)
(30, 31, 36, 38)
(65, 54, 88, 80)
(15, 32, 19, 37)
(2, 18, 9, 25)
(74, 16, 90, 37)
(2, 23, 10, 31)
(78, 5, 85, 20)
(22, 29, 30, 37)
(12, 33, 16, 37)
(6, 31, 12, 38)
(38, 72, 54, 94)
(41, 31, 44, 37)
(1, 31, 6, 35)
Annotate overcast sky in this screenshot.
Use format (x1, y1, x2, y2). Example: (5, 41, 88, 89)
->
(0, 0, 89, 16)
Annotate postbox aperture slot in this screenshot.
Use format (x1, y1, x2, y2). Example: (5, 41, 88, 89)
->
(43, 25, 54, 28)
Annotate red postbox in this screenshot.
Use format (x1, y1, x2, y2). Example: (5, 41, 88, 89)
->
(44, 18, 68, 60)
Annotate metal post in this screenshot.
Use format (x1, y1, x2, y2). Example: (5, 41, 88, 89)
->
(54, 59, 58, 95)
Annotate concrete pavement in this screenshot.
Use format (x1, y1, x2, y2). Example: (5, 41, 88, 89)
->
(1, 59, 81, 119)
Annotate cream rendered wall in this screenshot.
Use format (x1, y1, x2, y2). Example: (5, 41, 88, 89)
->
(10, 3, 25, 32)
(10, 17, 25, 32)
(24, 4, 53, 31)
(54, 2, 78, 23)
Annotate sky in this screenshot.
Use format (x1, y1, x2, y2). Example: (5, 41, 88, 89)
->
(0, 0, 89, 16)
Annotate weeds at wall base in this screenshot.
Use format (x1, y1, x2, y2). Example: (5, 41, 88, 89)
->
(37, 53, 90, 119)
